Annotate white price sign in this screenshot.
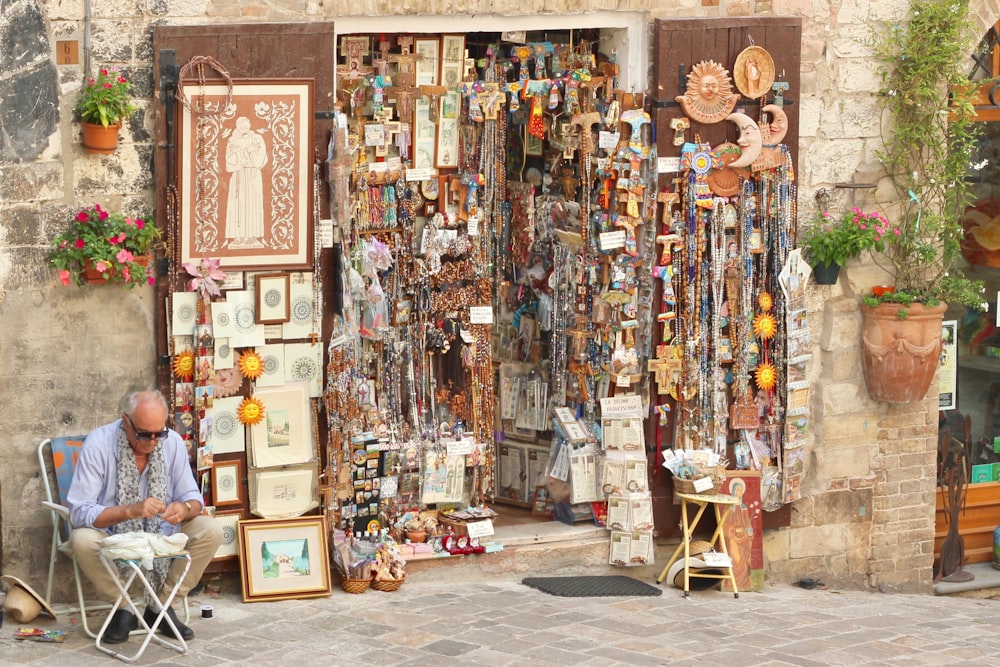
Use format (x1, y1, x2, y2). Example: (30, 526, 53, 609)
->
(465, 519, 495, 538)
(469, 306, 493, 324)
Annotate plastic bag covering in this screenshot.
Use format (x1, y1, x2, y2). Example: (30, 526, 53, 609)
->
(99, 532, 189, 570)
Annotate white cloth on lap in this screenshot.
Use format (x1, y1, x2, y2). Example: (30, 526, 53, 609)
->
(99, 532, 189, 570)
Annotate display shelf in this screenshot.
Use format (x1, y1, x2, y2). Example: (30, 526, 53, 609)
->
(958, 355, 1000, 373)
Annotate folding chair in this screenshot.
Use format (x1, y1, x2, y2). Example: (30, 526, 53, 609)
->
(38, 437, 189, 638)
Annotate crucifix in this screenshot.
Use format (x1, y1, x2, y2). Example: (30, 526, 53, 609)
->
(647, 349, 682, 396)
(390, 37, 421, 88)
(420, 85, 447, 122)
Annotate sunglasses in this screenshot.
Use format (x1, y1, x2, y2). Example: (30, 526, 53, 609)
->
(124, 414, 170, 442)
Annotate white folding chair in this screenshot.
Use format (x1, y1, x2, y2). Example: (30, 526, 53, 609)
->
(38, 437, 189, 638)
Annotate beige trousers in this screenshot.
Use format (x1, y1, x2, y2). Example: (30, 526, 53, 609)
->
(69, 516, 223, 605)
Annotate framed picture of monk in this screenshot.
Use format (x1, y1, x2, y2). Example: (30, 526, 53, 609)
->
(178, 79, 314, 270)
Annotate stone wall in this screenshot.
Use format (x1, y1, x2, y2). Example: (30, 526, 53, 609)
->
(0, 0, 975, 597)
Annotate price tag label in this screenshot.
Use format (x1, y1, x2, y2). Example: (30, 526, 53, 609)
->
(598, 131, 621, 150)
(615, 373, 631, 388)
(469, 306, 493, 324)
(599, 230, 627, 250)
(317, 218, 334, 248)
(658, 157, 681, 173)
(364, 124, 385, 147)
(693, 477, 715, 493)
(368, 161, 388, 173)
(406, 167, 431, 182)
(465, 519, 495, 538)
(447, 438, 474, 456)
(467, 215, 480, 236)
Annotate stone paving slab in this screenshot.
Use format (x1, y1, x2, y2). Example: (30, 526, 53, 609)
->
(1, 576, 998, 666)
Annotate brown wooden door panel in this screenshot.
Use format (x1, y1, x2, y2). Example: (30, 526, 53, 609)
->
(149, 26, 337, 542)
(649, 17, 801, 539)
(652, 17, 801, 173)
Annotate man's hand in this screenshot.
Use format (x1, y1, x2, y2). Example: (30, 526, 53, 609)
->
(130, 497, 166, 520)
(160, 500, 189, 525)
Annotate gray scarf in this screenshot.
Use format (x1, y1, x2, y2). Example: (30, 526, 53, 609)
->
(112, 424, 169, 599)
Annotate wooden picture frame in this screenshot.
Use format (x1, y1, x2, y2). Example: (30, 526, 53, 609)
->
(414, 37, 440, 86)
(237, 515, 332, 602)
(255, 273, 291, 324)
(212, 510, 244, 561)
(435, 90, 461, 169)
(412, 97, 436, 170)
(211, 458, 244, 507)
(178, 79, 314, 270)
(439, 34, 466, 88)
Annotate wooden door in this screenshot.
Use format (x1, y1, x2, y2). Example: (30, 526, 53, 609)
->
(149, 25, 336, 559)
(648, 17, 801, 539)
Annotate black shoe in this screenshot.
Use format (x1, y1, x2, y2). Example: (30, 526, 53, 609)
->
(143, 605, 194, 641)
(103, 609, 137, 644)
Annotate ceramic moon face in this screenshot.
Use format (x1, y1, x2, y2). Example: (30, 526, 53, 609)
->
(762, 104, 788, 144)
(726, 113, 763, 168)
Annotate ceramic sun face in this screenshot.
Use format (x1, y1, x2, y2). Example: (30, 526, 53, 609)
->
(675, 60, 740, 124)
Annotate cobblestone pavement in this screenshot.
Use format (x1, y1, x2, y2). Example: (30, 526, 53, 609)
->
(2, 575, 999, 666)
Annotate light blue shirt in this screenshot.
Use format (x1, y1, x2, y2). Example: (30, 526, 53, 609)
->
(67, 419, 203, 535)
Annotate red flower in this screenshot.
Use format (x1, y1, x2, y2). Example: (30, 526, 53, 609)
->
(76, 210, 88, 222)
(100, 68, 108, 76)
(75, 238, 85, 249)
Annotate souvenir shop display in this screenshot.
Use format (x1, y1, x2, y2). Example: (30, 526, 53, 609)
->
(159, 32, 805, 578)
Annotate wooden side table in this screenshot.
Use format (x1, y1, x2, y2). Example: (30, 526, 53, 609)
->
(656, 492, 740, 597)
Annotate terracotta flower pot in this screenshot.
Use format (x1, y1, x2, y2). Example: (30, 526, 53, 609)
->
(860, 301, 947, 403)
(81, 121, 121, 154)
(405, 529, 427, 543)
(81, 255, 151, 285)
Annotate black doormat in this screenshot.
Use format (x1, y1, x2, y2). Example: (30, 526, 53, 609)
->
(522, 575, 663, 597)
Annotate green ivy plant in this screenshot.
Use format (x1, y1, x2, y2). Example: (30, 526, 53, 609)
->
(864, 0, 987, 314)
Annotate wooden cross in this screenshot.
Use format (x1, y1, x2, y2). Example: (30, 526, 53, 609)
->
(647, 351, 682, 395)
(657, 191, 679, 226)
(420, 85, 447, 122)
(571, 111, 601, 154)
(389, 86, 420, 118)
(479, 83, 505, 120)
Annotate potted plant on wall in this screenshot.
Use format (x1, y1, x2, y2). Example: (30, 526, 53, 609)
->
(48, 203, 160, 288)
(861, 0, 987, 403)
(800, 207, 895, 285)
(75, 66, 138, 154)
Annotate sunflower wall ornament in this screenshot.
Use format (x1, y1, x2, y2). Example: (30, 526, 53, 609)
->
(753, 312, 777, 340)
(755, 361, 777, 391)
(237, 396, 265, 425)
(238, 349, 265, 380)
(172, 350, 195, 381)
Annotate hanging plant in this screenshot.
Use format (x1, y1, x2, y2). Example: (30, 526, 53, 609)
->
(865, 0, 987, 313)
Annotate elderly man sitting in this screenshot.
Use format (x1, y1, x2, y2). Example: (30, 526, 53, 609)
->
(67, 390, 222, 644)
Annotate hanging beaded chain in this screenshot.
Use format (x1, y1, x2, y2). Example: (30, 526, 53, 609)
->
(709, 197, 729, 455)
(550, 242, 570, 406)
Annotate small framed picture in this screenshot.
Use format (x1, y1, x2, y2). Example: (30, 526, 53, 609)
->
(414, 37, 440, 86)
(212, 510, 244, 561)
(255, 273, 291, 324)
(435, 91, 461, 169)
(439, 34, 466, 88)
(394, 297, 413, 325)
(211, 458, 244, 507)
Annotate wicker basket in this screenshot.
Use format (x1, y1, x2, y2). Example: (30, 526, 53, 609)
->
(340, 576, 371, 594)
(372, 576, 405, 592)
(674, 476, 724, 495)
